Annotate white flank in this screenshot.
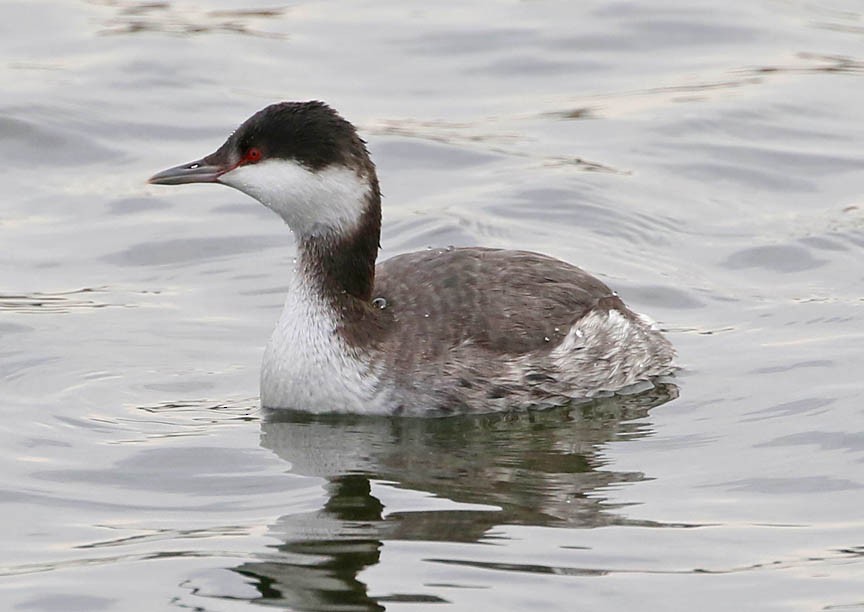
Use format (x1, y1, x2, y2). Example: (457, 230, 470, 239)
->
(220, 159, 369, 237)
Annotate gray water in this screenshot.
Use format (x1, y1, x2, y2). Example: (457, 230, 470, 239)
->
(2, 1, 863, 610)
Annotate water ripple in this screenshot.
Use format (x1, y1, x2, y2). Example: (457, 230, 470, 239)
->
(0, 288, 118, 314)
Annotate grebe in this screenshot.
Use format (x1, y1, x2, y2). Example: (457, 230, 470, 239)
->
(149, 101, 674, 415)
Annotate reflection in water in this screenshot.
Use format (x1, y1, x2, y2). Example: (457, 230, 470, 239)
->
(228, 385, 678, 610)
(234, 476, 387, 611)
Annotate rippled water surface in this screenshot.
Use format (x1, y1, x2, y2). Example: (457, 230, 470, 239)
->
(2, 1, 863, 610)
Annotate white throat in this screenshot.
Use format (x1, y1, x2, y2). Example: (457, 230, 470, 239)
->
(219, 159, 370, 236)
(260, 266, 385, 413)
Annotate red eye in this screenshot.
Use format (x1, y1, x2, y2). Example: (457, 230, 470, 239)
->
(244, 147, 262, 163)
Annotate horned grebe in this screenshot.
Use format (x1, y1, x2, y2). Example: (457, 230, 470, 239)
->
(149, 101, 674, 415)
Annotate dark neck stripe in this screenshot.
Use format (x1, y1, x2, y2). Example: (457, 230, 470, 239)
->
(299, 180, 382, 306)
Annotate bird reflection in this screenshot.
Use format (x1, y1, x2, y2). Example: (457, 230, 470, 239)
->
(233, 475, 387, 611)
(229, 384, 677, 610)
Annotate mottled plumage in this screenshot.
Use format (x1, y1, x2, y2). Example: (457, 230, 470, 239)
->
(328, 247, 673, 414)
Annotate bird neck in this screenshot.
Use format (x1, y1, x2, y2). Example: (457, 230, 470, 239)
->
(296, 183, 381, 306)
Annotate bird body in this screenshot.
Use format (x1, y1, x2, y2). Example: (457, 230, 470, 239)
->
(149, 101, 675, 415)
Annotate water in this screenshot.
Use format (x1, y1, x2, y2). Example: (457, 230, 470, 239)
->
(2, 0, 863, 610)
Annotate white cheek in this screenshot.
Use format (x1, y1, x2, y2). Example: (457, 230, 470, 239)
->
(219, 159, 369, 236)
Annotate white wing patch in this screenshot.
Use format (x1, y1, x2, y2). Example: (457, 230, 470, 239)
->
(505, 307, 673, 399)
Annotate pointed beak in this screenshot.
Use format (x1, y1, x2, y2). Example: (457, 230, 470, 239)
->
(148, 157, 226, 185)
